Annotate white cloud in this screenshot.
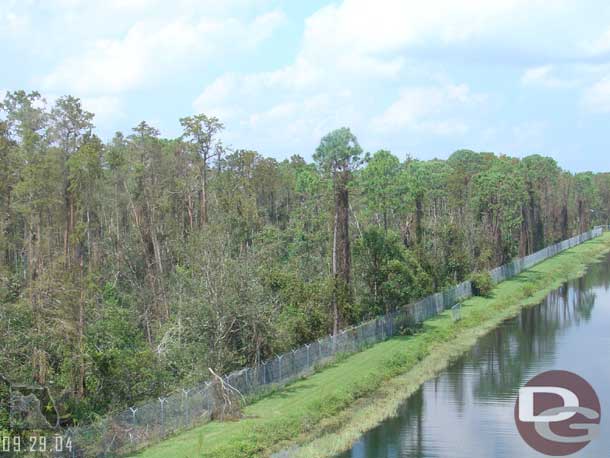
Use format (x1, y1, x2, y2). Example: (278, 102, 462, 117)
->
(197, 0, 550, 103)
(42, 10, 285, 95)
(0, 1, 29, 35)
(511, 121, 549, 150)
(195, 0, 533, 150)
(278, 0, 552, 89)
(521, 65, 574, 88)
(582, 77, 610, 113)
(584, 27, 610, 56)
(300, 0, 533, 54)
(522, 66, 555, 86)
(371, 84, 483, 134)
(81, 95, 124, 123)
(0, 12, 27, 33)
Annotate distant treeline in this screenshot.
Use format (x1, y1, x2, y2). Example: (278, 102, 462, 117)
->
(0, 90, 609, 427)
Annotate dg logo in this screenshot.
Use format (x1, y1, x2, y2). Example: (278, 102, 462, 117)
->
(514, 370, 601, 456)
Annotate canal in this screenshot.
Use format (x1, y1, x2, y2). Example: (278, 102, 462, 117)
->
(337, 252, 610, 458)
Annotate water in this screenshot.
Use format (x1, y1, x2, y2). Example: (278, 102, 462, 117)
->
(338, 253, 610, 458)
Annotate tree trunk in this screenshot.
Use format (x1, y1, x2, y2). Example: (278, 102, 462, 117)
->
(561, 204, 569, 239)
(336, 184, 350, 286)
(331, 208, 338, 336)
(187, 193, 194, 231)
(200, 159, 208, 226)
(519, 205, 528, 257)
(415, 195, 423, 245)
(331, 175, 351, 334)
(578, 200, 588, 233)
(76, 272, 85, 399)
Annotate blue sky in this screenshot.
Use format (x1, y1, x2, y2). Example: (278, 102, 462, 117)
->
(2, 0, 610, 172)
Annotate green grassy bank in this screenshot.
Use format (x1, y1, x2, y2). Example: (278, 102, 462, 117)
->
(134, 232, 610, 458)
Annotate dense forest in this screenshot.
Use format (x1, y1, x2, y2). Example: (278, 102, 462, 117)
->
(1, 90, 609, 427)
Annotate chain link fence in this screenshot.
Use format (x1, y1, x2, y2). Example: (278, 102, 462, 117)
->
(52, 227, 604, 457)
(489, 227, 603, 283)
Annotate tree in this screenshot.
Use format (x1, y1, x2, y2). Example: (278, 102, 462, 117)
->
(360, 150, 405, 232)
(179, 114, 224, 226)
(519, 155, 560, 255)
(354, 227, 432, 314)
(574, 172, 598, 233)
(0, 91, 51, 283)
(402, 159, 452, 248)
(65, 133, 103, 398)
(125, 121, 171, 340)
(314, 127, 362, 334)
(1, 91, 63, 389)
(49, 96, 94, 264)
(0, 120, 17, 267)
(470, 157, 527, 265)
(592, 173, 610, 226)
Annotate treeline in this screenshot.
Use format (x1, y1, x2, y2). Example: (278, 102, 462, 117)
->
(0, 90, 609, 425)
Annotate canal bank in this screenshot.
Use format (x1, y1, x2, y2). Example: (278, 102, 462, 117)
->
(135, 232, 610, 458)
(286, 232, 610, 458)
(335, 248, 610, 457)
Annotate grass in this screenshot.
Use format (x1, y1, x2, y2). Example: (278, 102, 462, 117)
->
(134, 232, 610, 458)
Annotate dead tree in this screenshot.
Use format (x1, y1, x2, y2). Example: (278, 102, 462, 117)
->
(208, 368, 244, 421)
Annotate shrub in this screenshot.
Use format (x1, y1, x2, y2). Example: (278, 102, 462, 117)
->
(470, 271, 494, 297)
(354, 228, 433, 312)
(522, 284, 536, 298)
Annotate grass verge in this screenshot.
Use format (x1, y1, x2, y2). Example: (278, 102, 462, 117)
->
(134, 232, 610, 458)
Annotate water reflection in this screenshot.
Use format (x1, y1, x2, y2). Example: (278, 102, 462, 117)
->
(338, 253, 610, 458)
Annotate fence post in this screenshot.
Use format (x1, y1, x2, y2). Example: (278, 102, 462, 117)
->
(205, 382, 211, 414)
(277, 355, 283, 382)
(158, 397, 167, 437)
(305, 343, 311, 368)
(182, 389, 190, 427)
(129, 406, 138, 426)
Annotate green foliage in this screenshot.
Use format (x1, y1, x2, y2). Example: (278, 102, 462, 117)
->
(381, 257, 432, 306)
(360, 150, 407, 229)
(470, 157, 527, 263)
(522, 284, 536, 298)
(313, 127, 363, 176)
(0, 376, 10, 432)
(470, 271, 494, 297)
(0, 269, 22, 303)
(354, 228, 432, 313)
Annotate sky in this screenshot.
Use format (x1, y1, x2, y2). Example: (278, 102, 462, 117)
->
(2, 0, 610, 172)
